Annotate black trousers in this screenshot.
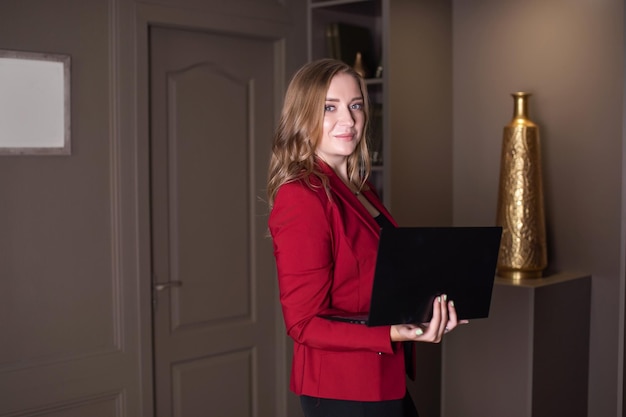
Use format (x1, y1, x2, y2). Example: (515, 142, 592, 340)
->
(300, 391, 419, 417)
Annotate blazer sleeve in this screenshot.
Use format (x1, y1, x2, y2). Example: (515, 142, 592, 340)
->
(269, 181, 394, 354)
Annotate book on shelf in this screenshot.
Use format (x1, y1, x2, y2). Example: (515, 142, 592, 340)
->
(325, 22, 376, 78)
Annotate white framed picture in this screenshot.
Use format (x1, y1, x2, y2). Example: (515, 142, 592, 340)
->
(0, 49, 71, 155)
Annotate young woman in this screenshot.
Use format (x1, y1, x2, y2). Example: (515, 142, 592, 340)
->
(267, 58, 464, 417)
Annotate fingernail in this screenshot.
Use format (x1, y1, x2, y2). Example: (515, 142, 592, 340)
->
(415, 328, 423, 336)
(449, 300, 455, 307)
(437, 296, 441, 303)
(443, 294, 448, 302)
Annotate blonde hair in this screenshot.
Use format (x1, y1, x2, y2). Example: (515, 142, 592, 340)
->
(267, 58, 372, 207)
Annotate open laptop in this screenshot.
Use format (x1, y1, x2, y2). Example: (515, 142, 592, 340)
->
(320, 226, 502, 326)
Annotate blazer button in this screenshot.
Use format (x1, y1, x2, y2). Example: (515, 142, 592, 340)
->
(378, 352, 382, 355)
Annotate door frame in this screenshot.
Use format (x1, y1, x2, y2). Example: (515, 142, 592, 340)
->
(133, 2, 301, 416)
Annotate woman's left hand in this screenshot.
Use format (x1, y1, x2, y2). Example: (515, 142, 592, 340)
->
(389, 295, 468, 343)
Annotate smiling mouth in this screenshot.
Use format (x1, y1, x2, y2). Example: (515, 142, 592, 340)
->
(335, 133, 355, 140)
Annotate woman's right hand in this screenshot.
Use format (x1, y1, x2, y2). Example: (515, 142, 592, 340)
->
(390, 295, 468, 343)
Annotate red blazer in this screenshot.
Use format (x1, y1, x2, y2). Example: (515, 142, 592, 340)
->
(269, 162, 406, 401)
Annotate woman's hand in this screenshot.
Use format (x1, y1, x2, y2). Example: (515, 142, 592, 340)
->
(389, 295, 468, 343)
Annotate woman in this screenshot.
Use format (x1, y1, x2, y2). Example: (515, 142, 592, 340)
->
(267, 58, 464, 417)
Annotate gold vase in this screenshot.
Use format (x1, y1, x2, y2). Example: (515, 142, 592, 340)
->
(495, 92, 548, 279)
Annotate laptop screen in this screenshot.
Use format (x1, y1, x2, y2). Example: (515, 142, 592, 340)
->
(366, 226, 502, 326)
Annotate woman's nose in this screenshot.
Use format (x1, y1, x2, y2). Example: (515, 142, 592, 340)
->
(337, 106, 355, 125)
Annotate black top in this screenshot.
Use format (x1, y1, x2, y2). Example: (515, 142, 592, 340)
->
(374, 213, 395, 229)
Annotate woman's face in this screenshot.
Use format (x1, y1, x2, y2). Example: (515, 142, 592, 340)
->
(315, 72, 364, 170)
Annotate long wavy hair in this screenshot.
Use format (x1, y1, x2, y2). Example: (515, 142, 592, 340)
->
(267, 58, 372, 207)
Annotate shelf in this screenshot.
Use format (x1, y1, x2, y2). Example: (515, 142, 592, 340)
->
(310, 0, 381, 16)
(309, 0, 387, 200)
(365, 78, 383, 86)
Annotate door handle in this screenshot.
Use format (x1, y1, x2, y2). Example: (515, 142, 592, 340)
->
(152, 279, 183, 311)
(153, 281, 183, 291)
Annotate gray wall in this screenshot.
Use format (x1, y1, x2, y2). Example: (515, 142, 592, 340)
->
(389, 0, 453, 227)
(1, 0, 623, 415)
(0, 0, 307, 415)
(388, 2, 453, 416)
(451, 1, 624, 416)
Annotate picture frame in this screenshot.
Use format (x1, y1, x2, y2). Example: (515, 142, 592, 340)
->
(0, 49, 71, 155)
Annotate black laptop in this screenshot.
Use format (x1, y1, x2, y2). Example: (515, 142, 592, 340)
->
(320, 226, 502, 326)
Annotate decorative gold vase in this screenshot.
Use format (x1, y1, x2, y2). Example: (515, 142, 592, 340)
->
(495, 92, 548, 279)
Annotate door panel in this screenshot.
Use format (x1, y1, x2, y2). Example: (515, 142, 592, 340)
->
(150, 26, 278, 417)
(169, 65, 250, 328)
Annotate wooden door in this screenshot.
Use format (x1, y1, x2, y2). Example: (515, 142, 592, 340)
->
(149, 26, 278, 417)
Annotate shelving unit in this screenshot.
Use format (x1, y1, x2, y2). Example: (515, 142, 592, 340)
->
(308, 0, 389, 202)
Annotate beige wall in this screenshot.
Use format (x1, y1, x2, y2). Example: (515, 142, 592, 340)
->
(451, 1, 624, 416)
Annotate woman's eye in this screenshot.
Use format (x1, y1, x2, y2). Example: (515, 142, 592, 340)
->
(324, 105, 335, 112)
(351, 103, 364, 110)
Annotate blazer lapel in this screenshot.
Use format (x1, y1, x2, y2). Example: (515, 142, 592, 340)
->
(319, 162, 384, 238)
